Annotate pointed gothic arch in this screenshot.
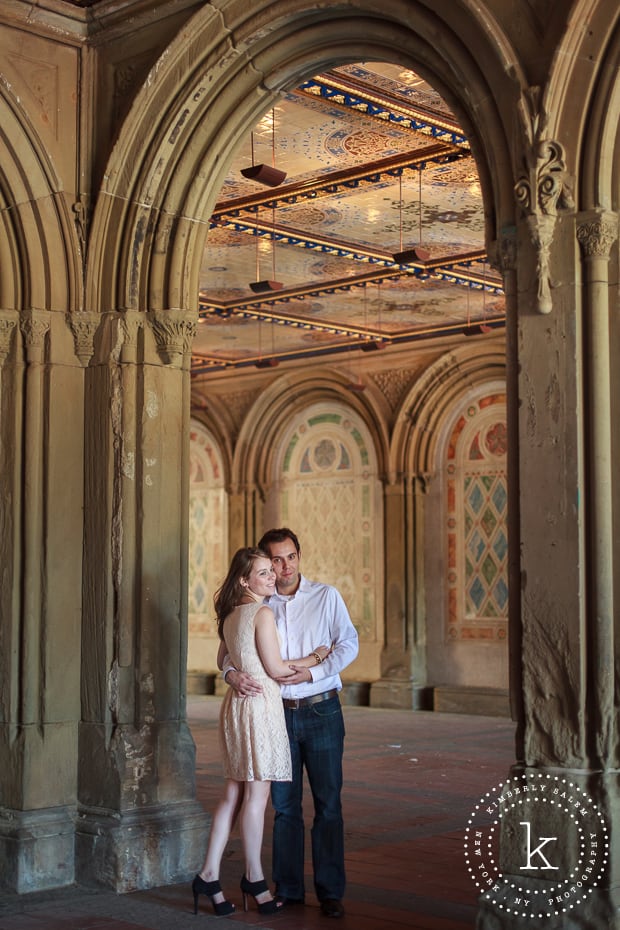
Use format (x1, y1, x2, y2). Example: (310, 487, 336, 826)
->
(0, 83, 80, 314)
(86, 0, 523, 321)
(544, 1, 620, 208)
(230, 367, 390, 501)
(391, 344, 506, 479)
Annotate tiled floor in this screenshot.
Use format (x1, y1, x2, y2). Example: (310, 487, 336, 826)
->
(0, 697, 516, 930)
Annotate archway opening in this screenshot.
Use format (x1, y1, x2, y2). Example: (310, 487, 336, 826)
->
(187, 58, 508, 714)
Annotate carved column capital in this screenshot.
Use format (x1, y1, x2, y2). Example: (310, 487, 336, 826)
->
(514, 88, 574, 314)
(149, 309, 198, 366)
(20, 309, 51, 361)
(120, 309, 143, 363)
(576, 210, 618, 260)
(0, 310, 19, 365)
(69, 312, 100, 366)
(411, 472, 431, 494)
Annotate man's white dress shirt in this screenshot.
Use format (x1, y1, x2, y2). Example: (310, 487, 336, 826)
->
(267, 575, 359, 700)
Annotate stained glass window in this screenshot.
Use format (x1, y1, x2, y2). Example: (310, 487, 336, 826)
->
(446, 395, 507, 641)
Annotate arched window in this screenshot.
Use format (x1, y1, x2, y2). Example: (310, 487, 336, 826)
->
(445, 394, 508, 642)
(272, 402, 382, 642)
(188, 421, 228, 667)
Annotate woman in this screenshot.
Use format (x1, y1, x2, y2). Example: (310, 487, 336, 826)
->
(192, 547, 330, 916)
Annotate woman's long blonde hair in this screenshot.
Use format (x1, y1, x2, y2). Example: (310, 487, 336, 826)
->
(214, 547, 269, 640)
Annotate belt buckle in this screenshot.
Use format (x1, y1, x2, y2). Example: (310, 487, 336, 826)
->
(288, 697, 301, 710)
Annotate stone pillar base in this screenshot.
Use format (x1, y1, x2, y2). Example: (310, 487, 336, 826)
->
(0, 806, 75, 893)
(75, 800, 209, 892)
(369, 678, 432, 710)
(433, 685, 510, 717)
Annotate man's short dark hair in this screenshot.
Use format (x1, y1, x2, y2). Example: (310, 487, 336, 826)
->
(258, 527, 301, 555)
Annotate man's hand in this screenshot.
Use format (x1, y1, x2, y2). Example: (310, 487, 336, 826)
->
(277, 666, 313, 685)
(226, 669, 263, 696)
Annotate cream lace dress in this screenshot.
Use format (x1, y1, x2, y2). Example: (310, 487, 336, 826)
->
(219, 601, 292, 782)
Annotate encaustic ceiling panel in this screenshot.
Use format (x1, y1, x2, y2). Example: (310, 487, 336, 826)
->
(192, 62, 504, 376)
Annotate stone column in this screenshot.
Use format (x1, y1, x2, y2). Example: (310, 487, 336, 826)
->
(475, 177, 619, 926)
(576, 210, 618, 770)
(370, 475, 429, 709)
(0, 309, 83, 893)
(228, 485, 255, 551)
(76, 309, 208, 892)
(510, 126, 588, 767)
(494, 230, 522, 728)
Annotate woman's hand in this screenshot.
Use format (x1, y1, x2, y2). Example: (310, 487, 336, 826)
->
(279, 666, 313, 685)
(225, 669, 263, 696)
(313, 644, 331, 663)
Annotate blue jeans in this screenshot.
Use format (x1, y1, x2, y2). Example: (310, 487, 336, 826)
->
(271, 695, 345, 902)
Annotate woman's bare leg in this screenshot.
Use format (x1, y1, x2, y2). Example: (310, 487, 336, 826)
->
(240, 780, 274, 902)
(198, 779, 243, 902)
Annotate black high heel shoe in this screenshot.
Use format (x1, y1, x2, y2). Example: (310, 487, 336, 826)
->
(240, 875, 282, 914)
(192, 874, 235, 916)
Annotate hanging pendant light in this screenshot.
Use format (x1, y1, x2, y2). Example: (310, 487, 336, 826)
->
(249, 204, 283, 292)
(241, 109, 287, 187)
(392, 168, 430, 265)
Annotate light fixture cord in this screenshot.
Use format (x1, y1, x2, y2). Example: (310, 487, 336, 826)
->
(255, 212, 260, 282)
(399, 173, 403, 252)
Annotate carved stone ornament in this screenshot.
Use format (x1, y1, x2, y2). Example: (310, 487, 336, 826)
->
(20, 309, 51, 355)
(514, 88, 574, 314)
(371, 367, 418, 411)
(72, 198, 90, 258)
(149, 310, 197, 365)
(69, 312, 100, 366)
(0, 311, 19, 365)
(121, 310, 143, 349)
(576, 211, 618, 259)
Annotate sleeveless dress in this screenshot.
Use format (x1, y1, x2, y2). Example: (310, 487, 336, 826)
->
(219, 601, 292, 782)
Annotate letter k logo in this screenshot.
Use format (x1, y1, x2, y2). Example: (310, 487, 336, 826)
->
(519, 821, 559, 870)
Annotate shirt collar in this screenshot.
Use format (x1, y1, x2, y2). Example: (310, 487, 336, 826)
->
(270, 573, 309, 600)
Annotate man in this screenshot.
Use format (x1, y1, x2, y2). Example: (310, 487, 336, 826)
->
(224, 527, 359, 919)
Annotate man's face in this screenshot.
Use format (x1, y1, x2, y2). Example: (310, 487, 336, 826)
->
(267, 538, 301, 594)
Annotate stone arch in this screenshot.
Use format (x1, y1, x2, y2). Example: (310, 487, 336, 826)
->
(543, 1, 620, 206)
(189, 400, 234, 488)
(427, 378, 508, 697)
(435, 383, 508, 637)
(391, 343, 506, 480)
(236, 384, 385, 682)
(274, 400, 382, 634)
(578, 12, 620, 210)
(0, 83, 80, 313)
(231, 367, 390, 498)
(378, 344, 507, 706)
(86, 0, 523, 318)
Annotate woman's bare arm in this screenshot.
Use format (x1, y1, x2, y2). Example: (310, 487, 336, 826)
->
(254, 606, 328, 678)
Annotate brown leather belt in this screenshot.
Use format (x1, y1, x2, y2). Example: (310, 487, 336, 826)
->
(282, 688, 339, 710)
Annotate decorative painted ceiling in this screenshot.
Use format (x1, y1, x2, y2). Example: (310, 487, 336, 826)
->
(193, 62, 505, 376)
